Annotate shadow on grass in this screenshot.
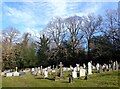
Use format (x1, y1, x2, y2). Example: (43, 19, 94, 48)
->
(35, 77, 44, 79)
(35, 77, 55, 81)
(61, 81, 69, 83)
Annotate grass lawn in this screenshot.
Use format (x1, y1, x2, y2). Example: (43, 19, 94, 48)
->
(2, 70, 119, 87)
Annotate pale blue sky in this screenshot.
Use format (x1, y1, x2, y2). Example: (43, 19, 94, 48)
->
(1, 1, 118, 37)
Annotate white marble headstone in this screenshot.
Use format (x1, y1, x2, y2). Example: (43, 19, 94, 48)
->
(96, 63, 100, 71)
(44, 70, 48, 78)
(88, 62, 92, 75)
(83, 64, 86, 69)
(76, 64, 80, 71)
(6, 72, 12, 77)
(32, 68, 35, 72)
(72, 69, 77, 78)
(79, 68, 86, 77)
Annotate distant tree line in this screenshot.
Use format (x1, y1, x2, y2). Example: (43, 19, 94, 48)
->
(2, 9, 120, 70)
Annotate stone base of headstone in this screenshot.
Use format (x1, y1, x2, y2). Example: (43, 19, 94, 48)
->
(13, 72, 19, 76)
(6, 72, 12, 77)
(20, 72, 26, 76)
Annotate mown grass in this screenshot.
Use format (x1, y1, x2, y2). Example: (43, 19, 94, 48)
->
(2, 70, 119, 87)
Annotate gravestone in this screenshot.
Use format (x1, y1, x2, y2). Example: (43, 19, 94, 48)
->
(59, 62, 63, 77)
(74, 67, 77, 72)
(76, 64, 80, 71)
(109, 64, 112, 71)
(53, 65, 54, 69)
(63, 67, 67, 71)
(67, 68, 71, 71)
(41, 66, 43, 75)
(68, 74, 73, 83)
(96, 63, 100, 73)
(6, 72, 12, 77)
(112, 62, 115, 70)
(35, 67, 38, 71)
(20, 69, 26, 76)
(31, 68, 35, 75)
(79, 67, 86, 77)
(31, 68, 35, 72)
(72, 68, 77, 78)
(44, 70, 48, 78)
(92, 65, 96, 69)
(105, 64, 109, 71)
(47, 66, 51, 72)
(88, 62, 92, 75)
(13, 67, 19, 76)
(102, 64, 106, 72)
(70, 65, 73, 70)
(56, 65, 58, 70)
(99, 64, 103, 73)
(83, 63, 86, 69)
(38, 67, 41, 74)
(115, 61, 119, 70)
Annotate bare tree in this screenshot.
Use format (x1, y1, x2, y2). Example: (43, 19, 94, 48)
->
(81, 14, 103, 61)
(2, 27, 20, 69)
(65, 15, 83, 53)
(104, 10, 118, 46)
(103, 9, 120, 61)
(46, 17, 67, 48)
(45, 17, 67, 66)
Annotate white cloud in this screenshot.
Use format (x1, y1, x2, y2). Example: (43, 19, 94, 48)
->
(4, 1, 102, 28)
(6, 5, 36, 27)
(48, 0, 67, 17)
(3, 1, 116, 38)
(23, 27, 41, 38)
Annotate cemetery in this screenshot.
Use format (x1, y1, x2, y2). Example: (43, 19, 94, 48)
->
(1, 1, 120, 88)
(1, 61, 120, 87)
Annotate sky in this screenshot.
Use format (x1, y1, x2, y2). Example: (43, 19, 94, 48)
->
(1, 0, 118, 38)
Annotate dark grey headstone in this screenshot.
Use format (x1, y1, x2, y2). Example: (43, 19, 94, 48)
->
(99, 64, 103, 73)
(68, 74, 73, 83)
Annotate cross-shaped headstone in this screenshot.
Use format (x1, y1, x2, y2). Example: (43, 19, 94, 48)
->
(41, 66, 42, 70)
(53, 65, 54, 69)
(59, 62, 63, 77)
(16, 67, 18, 72)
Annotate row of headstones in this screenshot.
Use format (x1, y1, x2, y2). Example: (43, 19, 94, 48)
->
(4, 60, 119, 78)
(31, 66, 56, 78)
(30, 60, 119, 79)
(95, 61, 119, 73)
(62, 60, 119, 79)
(4, 67, 26, 77)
